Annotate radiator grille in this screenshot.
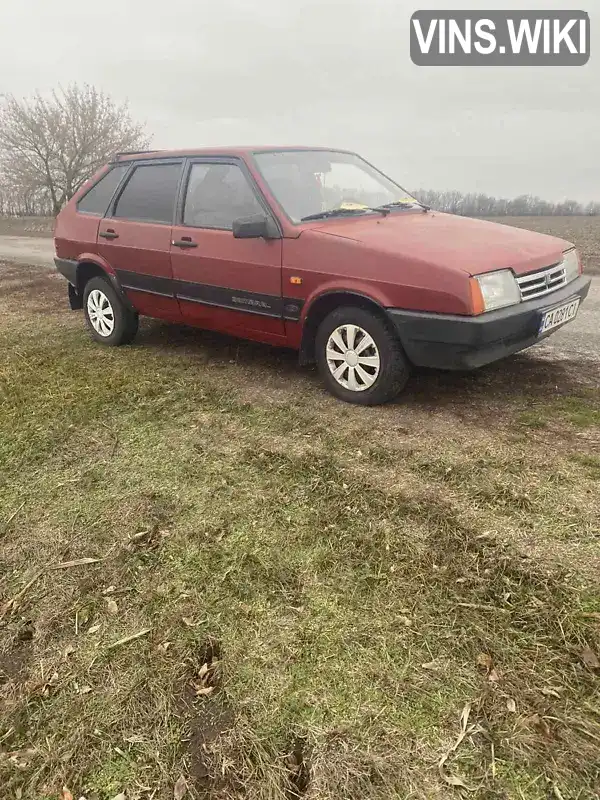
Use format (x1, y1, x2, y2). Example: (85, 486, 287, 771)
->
(516, 262, 567, 301)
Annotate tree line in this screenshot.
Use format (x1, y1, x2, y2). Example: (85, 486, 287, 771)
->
(412, 189, 600, 217)
(0, 84, 598, 218)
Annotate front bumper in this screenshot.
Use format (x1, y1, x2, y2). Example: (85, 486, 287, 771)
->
(387, 274, 592, 370)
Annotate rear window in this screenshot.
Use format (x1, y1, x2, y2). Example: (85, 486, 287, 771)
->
(77, 165, 128, 216)
(113, 163, 182, 224)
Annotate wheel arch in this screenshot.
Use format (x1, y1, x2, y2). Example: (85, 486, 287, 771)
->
(73, 256, 133, 312)
(299, 289, 390, 365)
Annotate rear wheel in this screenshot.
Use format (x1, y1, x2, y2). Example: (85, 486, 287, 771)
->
(83, 276, 138, 346)
(315, 306, 410, 405)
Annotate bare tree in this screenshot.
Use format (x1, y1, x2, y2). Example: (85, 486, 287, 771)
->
(0, 178, 50, 216)
(0, 84, 150, 215)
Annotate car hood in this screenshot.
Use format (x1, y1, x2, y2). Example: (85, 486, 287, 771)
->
(305, 211, 571, 276)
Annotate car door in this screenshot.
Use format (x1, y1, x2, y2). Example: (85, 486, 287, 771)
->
(98, 160, 183, 321)
(170, 158, 285, 342)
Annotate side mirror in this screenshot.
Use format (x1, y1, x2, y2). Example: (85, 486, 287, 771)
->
(232, 214, 279, 239)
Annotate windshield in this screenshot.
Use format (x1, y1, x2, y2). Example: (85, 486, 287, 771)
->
(253, 149, 420, 223)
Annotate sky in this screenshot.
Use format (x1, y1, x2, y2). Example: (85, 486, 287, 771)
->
(1, 0, 597, 202)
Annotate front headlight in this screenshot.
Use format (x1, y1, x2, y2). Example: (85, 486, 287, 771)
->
(474, 269, 521, 312)
(563, 249, 580, 283)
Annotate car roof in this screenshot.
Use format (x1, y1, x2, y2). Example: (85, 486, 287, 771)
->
(112, 145, 354, 163)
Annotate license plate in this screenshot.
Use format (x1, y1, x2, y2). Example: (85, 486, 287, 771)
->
(539, 299, 580, 336)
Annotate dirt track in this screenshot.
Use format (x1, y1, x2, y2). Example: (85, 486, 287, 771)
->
(0, 233, 597, 367)
(0, 235, 55, 267)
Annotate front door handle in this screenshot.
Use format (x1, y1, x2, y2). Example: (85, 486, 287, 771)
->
(172, 237, 197, 249)
(99, 230, 119, 240)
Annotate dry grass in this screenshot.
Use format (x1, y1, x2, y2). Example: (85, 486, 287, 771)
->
(1, 264, 599, 800)
(0, 216, 55, 238)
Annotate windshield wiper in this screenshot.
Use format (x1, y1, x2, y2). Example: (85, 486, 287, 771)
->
(373, 200, 430, 213)
(300, 206, 389, 222)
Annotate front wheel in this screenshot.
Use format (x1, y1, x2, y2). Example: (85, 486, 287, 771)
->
(315, 306, 410, 405)
(83, 276, 139, 346)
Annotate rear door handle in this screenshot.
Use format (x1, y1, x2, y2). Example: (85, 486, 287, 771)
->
(99, 230, 119, 240)
(172, 237, 197, 249)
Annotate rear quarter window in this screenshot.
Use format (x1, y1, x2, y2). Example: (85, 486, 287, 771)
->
(77, 165, 129, 216)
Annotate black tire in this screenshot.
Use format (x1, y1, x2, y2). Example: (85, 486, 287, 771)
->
(315, 306, 410, 405)
(83, 276, 139, 346)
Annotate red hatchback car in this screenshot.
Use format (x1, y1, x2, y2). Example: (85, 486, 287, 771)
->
(54, 146, 591, 404)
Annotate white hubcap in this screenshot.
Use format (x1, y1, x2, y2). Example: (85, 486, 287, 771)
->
(326, 324, 380, 391)
(87, 289, 115, 337)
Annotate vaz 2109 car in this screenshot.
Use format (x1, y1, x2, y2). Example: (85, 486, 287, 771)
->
(54, 147, 591, 404)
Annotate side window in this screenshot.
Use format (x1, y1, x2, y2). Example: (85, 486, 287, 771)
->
(183, 163, 264, 230)
(113, 163, 182, 223)
(77, 165, 128, 216)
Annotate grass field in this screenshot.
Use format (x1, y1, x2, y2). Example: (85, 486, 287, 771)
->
(0, 216, 55, 238)
(1, 262, 600, 800)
